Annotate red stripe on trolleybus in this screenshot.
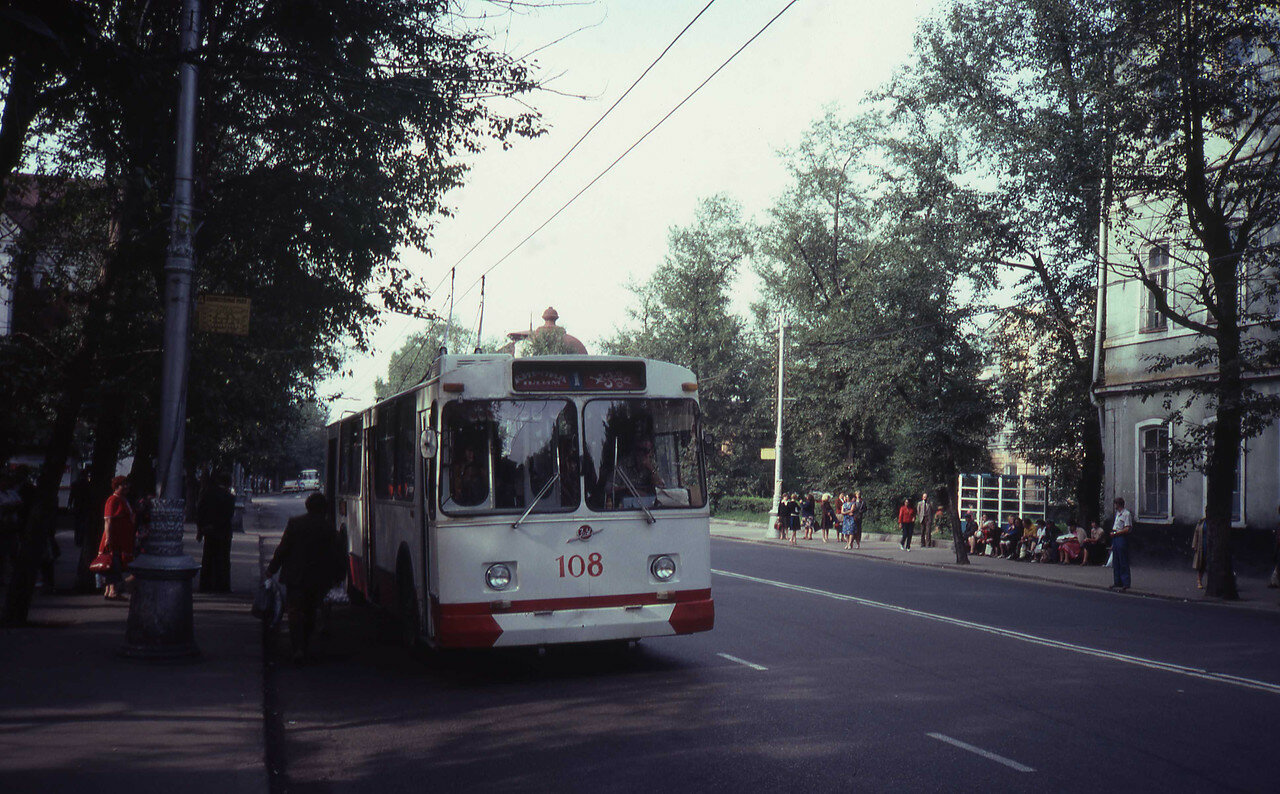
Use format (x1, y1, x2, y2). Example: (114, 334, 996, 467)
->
(347, 554, 366, 596)
(432, 595, 502, 648)
(668, 598, 715, 635)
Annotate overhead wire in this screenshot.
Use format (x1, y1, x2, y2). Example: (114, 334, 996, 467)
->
(342, 2, 724, 404)
(394, 267, 455, 393)
(454, 0, 803, 305)
(441, 0, 720, 277)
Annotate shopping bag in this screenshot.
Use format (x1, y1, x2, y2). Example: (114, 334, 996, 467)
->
(323, 582, 349, 605)
(1105, 551, 1114, 568)
(252, 577, 285, 628)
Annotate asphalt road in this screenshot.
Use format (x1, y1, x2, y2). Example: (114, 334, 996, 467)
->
(256, 497, 1280, 793)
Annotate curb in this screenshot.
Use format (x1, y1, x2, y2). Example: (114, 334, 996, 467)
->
(710, 525, 1280, 614)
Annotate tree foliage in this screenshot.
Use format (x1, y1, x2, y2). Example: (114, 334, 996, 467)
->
(374, 321, 499, 401)
(753, 109, 998, 520)
(603, 196, 771, 498)
(0, 0, 545, 623)
(883, 0, 1114, 521)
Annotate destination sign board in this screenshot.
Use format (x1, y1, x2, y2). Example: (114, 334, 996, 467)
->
(512, 360, 646, 392)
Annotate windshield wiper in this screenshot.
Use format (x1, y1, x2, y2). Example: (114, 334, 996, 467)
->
(614, 466, 657, 525)
(512, 472, 561, 529)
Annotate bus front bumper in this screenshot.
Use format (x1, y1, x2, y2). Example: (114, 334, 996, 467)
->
(433, 589, 714, 648)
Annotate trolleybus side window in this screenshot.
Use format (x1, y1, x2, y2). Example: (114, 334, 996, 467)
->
(374, 396, 415, 502)
(395, 396, 416, 502)
(440, 400, 580, 515)
(339, 417, 362, 496)
(583, 398, 706, 512)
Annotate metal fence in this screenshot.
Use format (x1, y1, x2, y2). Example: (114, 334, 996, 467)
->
(957, 473, 1048, 523)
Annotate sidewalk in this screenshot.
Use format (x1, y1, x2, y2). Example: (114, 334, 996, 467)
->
(712, 519, 1280, 612)
(0, 520, 270, 793)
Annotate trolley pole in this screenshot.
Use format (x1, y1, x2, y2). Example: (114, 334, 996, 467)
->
(768, 314, 785, 539)
(124, 0, 202, 659)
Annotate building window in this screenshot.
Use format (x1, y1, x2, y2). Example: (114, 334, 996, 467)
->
(1137, 422, 1171, 520)
(1141, 244, 1169, 332)
(1241, 224, 1280, 320)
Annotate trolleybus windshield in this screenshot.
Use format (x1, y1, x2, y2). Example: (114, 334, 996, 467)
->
(439, 400, 580, 515)
(583, 398, 705, 512)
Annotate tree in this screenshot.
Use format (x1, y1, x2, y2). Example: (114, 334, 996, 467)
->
(0, 0, 545, 624)
(374, 320, 495, 401)
(603, 195, 770, 498)
(1106, 0, 1280, 599)
(883, 0, 1115, 523)
(753, 109, 997, 533)
(520, 326, 577, 357)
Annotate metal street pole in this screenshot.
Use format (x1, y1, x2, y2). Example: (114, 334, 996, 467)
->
(124, 0, 202, 659)
(768, 314, 785, 539)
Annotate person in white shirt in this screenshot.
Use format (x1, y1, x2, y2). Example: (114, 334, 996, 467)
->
(1110, 497, 1134, 591)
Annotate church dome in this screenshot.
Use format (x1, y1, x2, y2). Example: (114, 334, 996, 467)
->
(532, 306, 586, 350)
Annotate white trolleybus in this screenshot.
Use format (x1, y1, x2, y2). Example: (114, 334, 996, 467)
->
(325, 354, 714, 649)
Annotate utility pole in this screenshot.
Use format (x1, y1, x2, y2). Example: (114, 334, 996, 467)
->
(124, 0, 202, 659)
(769, 314, 785, 539)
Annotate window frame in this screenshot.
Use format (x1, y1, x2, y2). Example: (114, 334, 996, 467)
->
(581, 397, 707, 513)
(1139, 243, 1170, 333)
(437, 398, 582, 517)
(1134, 419, 1173, 523)
(373, 395, 416, 503)
(338, 416, 363, 496)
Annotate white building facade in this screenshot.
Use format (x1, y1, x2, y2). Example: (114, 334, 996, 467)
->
(1095, 212, 1279, 553)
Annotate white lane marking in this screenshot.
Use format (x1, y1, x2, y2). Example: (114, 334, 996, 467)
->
(927, 733, 1035, 772)
(717, 652, 768, 671)
(711, 568, 1280, 696)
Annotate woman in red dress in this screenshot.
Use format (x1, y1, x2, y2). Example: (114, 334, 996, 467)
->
(99, 476, 136, 600)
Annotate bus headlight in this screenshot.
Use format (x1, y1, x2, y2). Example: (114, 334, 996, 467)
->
(486, 563, 513, 591)
(650, 555, 677, 582)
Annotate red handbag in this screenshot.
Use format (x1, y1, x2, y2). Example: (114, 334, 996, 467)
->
(89, 551, 113, 573)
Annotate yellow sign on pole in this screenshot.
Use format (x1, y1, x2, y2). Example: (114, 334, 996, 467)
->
(196, 295, 251, 335)
(760, 448, 776, 461)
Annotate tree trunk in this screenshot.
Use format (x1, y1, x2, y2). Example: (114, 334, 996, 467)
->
(0, 52, 46, 204)
(1204, 328, 1242, 600)
(131, 409, 159, 494)
(938, 482, 969, 565)
(1, 378, 84, 623)
(1077, 410, 1104, 525)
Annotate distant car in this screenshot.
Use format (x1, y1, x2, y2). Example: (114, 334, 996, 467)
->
(281, 480, 301, 493)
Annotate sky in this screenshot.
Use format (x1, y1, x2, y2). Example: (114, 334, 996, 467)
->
(324, 0, 946, 415)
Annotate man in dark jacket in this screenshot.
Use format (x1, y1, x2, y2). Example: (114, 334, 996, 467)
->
(196, 472, 237, 592)
(268, 493, 340, 662)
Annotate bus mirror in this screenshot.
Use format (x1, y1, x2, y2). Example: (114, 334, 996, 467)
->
(420, 428, 438, 459)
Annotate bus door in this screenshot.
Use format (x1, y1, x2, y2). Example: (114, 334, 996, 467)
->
(419, 402, 437, 637)
(362, 424, 377, 601)
(325, 436, 338, 532)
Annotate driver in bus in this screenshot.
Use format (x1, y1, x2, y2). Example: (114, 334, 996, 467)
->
(450, 444, 487, 507)
(611, 435, 665, 508)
